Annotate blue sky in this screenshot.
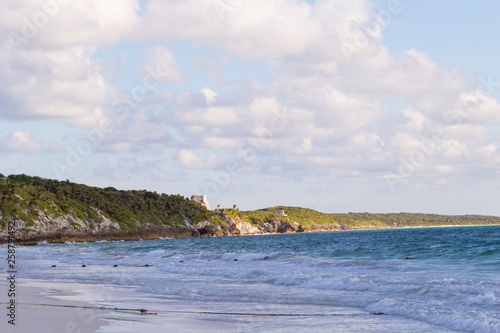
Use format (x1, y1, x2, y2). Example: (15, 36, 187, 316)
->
(1, 0, 500, 215)
(381, 0, 500, 86)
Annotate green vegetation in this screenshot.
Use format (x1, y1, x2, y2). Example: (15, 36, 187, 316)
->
(0, 174, 222, 232)
(217, 208, 249, 221)
(1, 173, 499, 243)
(245, 206, 329, 226)
(245, 206, 500, 228)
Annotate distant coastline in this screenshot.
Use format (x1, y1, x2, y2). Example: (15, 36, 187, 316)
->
(1, 174, 499, 245)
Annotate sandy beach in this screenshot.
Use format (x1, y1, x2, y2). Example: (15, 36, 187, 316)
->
(0, 275, 457, 333)
(0, 275, 245, 333)
(0, 275, 384, 333)
(0, 277, 105, 332)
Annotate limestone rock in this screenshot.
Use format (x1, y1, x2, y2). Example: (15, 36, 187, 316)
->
(234, 219, 261, 235)
(195, 220, 223, 237)
(258, 219, 298, 233)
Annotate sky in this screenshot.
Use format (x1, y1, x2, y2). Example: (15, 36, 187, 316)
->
(1, 0, 500, 215)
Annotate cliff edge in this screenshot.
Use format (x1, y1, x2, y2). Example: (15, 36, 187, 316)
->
(1, 174, 499, 244)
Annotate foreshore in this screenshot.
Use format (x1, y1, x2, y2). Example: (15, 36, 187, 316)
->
(0, 277, 104, 332)
(0, 275, 243, 332)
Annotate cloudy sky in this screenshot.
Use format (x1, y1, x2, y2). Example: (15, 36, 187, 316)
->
(1, 0, 500, 215)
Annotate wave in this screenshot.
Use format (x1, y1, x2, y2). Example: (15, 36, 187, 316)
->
(12, 226, 500, 333)
(366, 297, 500, 333)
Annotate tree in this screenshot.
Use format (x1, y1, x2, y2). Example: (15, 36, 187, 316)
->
(233, 204, 237, 209)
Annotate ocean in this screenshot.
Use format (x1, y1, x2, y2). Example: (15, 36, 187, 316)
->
(11, 226, 500, 332)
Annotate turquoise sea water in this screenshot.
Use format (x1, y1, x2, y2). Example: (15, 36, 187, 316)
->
(10, 226, 500, 332)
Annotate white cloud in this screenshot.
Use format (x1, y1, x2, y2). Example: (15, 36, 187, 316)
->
(451, 90, 500, 125)
(138, 0, 327, 58)
(141, 45, 184, 82)
(0, 0, 139, 47)
(294, 137, 313, 154)
(175, 106, 239, 127)
(477, 144, 497, 157)
(178, 149, 217, 169)
(195, 54, 228, 76)
(6, 130, 43, 153)
(202, 136, 239, 149)
(0, 44, 115, 127)
(200, 87, 217, 105)
(399, 109, 428, 133)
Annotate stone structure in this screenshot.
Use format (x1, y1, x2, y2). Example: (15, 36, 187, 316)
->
(191, 195, 211, 210)
(276, 209, 287, 217)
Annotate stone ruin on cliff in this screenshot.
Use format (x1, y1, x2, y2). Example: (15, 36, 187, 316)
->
(191, 195, 211, 210)
(276, 209, 287, 217)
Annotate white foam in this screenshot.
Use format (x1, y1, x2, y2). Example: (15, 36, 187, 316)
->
(13, 229, 500, 333)
(466, 291, 499, 306)
(144, 249, 167, 258)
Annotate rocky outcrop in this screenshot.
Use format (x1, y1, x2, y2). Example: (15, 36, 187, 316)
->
(172, 212, 264, 238)
(235, 218, 261, 235)
(0, 208, 205, 244)
(0, 209, 121, 241)
(0, 209, 342, 244)
(218, 213, 241, 236)
(258, 219, 300, 233)
(216, 212, 262, 235)
(194, 220, 224, 237)
(218, 214, 304, 235)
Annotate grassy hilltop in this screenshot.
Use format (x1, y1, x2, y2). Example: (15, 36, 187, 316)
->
(244, 206, 500, 228)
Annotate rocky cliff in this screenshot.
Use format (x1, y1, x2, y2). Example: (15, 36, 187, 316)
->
(2, 174, 499, 244)
(0, 208, 306, 244)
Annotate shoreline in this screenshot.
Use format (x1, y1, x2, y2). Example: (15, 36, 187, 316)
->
(4, 223, 499, 245)
(0, 276, 264, 332)
(0, 276, 427, 333)
(0, 276, 106, 332)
